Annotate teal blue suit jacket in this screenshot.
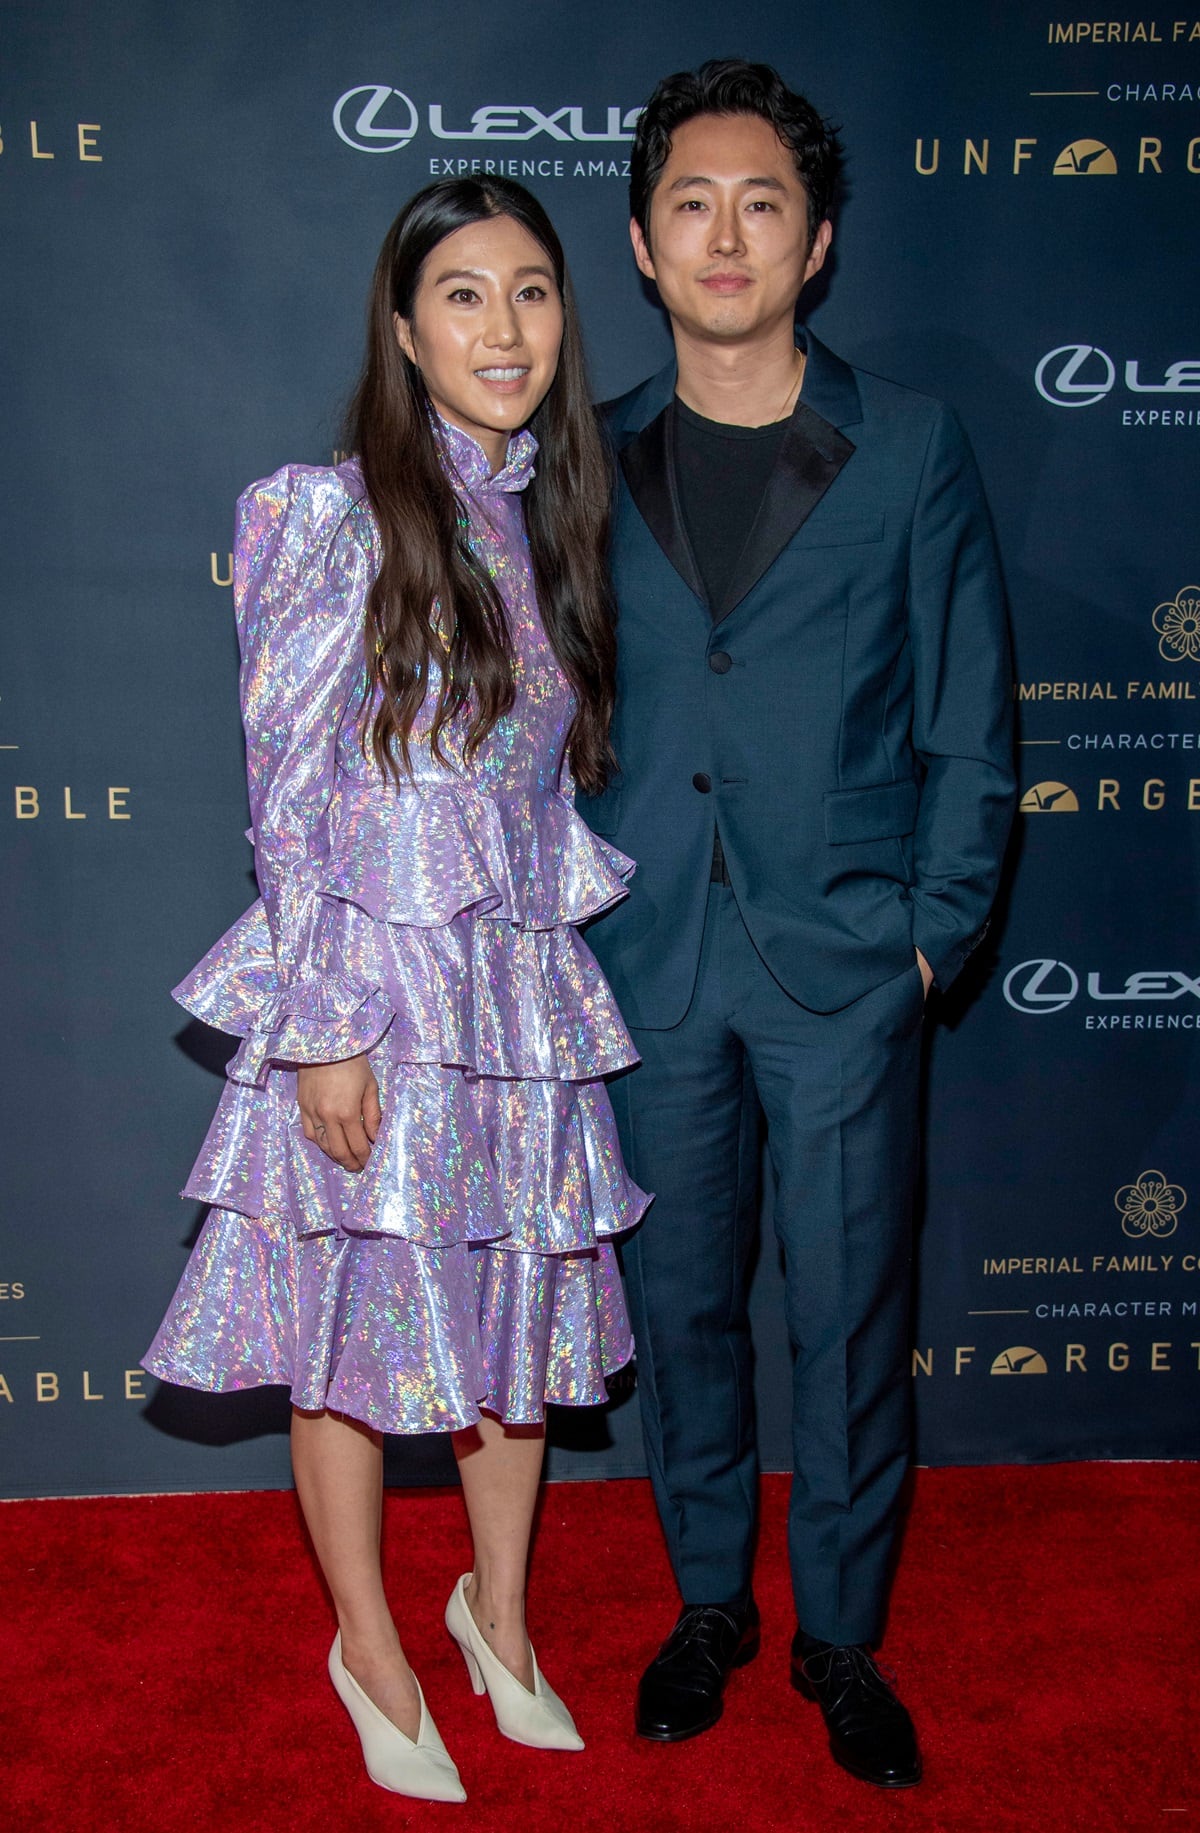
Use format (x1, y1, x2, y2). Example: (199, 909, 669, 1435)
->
(577, 330, 1016, 1026)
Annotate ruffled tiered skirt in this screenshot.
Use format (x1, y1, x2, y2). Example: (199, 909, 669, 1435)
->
(144, 780, 649, 1434)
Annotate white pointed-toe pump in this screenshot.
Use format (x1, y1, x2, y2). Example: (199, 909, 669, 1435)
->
(328, 1633, 467, 1802)
(444, 1573, 585, 1751)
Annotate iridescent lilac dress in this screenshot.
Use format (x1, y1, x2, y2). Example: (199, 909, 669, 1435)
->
(145, 421, 647, 1433)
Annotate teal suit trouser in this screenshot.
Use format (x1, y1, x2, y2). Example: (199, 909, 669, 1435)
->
(610, 883, 925, 1646)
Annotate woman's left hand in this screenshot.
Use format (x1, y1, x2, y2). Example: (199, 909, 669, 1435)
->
(297, 1055, 382, 1172)
(916, 949, 934, 1000)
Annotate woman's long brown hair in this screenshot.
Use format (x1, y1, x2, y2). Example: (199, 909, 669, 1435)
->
(344, 177, 616, 795)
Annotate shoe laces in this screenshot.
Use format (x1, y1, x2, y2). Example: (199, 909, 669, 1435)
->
(658, 1605, 743, 1673)
(800, 1644, 899, 1710)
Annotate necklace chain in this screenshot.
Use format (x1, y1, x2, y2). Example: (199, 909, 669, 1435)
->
(677, 346, 807, 426)
(773, 346, 806, 422)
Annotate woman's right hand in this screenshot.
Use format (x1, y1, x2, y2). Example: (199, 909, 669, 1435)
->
(297, 1056, 382, 1172)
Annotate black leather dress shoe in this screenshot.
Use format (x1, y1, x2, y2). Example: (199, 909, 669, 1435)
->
(636, 1601, 761, 1741)
(790, 1632, 922, 1788)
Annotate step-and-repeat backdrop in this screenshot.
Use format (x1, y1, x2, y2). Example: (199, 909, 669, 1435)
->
(3, 1, 1198, 1496)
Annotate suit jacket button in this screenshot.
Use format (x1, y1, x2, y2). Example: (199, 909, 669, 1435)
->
(692, 772, 712, 793)
(708, 651, 732, 674)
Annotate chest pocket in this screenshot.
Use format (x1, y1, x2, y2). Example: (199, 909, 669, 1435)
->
(796, 511, 885, 550)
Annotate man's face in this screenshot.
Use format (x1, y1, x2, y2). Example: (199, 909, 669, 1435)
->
(630, 112, 831, 346)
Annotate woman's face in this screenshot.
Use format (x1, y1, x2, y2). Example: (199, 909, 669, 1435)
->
(395, 214, 564, 473)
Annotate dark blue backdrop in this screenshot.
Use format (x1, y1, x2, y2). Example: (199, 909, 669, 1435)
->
(3, 0, 1198, 1496)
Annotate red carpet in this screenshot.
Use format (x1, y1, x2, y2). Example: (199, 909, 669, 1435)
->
(5, 1465, 1197, 1831)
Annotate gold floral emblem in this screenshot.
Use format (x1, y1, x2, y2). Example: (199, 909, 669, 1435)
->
(1152, 587, 1200, 664)
(1114, 1170, 1186, 1240)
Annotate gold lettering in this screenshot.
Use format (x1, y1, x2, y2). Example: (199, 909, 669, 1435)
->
(124, 1368, 146, 1400)
(36, 1371, 60, 1401)
(1188, 779, 1200, 811)
(914, 138, 940, 176)
(1066, 1344, 1086, 1372)
(82, 1370, 104, 1400)
(1191, 1341, 1200, 1367)
(955, 1346, 975, 1374)
(1189, 137, 1200, 174)
(1013, 138, 1037, 173)
(108, 787, 131, 820)
(1139, 137, 1163, 173)
(64, 786, 86, 820)
(963, 138, 989, 175)
(210, 551, 233, 587)
(30, 121, 54, 159)
(77, 123, 102, 162)
(1108, 1342, 1129, 1372)
(15, 785, 39, 819)
(0, 1374, 12, 1403)
(1098, 779, 1120, 810)
(1143, 778, 1165, 810)
(912, 1347, 933, 1376)
(1151, 1341, 1171, 1371)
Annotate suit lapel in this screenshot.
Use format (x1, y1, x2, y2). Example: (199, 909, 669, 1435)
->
(610, 331, 863, 622)
(618, 406, 707, 608)
(713, 400, 855, 622)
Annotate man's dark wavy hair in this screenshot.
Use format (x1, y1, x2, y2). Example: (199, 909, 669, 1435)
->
(629, 58, 843, 249)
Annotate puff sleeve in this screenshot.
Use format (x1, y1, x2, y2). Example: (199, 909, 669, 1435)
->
(236, 467, 370, 973)
(173, 465, 394, 1084)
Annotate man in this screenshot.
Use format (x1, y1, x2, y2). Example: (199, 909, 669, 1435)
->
(577, 60, 1015, 1789)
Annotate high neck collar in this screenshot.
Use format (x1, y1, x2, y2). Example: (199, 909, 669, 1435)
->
(435, 414, 538, 497)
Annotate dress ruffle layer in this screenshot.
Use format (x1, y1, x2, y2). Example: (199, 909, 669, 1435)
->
(180, 1061, 644, 1254)
(144, 1212, 631, 1434)
(175, 783, 636, 1088)
(323, 779, 634, 929)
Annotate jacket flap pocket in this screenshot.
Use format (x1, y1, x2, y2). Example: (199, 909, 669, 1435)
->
(824, 778, 919, 844)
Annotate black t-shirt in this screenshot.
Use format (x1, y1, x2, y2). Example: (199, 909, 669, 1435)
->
(673, 397, 789, 616)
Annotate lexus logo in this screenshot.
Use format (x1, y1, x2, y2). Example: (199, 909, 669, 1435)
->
(334, 85, 419, 153)
(1035, 345, 1200, 408)
(1003, 958, 1080, 1013)
(1035, 344, 1116, 407)
(1003, 959, 1200, 1014)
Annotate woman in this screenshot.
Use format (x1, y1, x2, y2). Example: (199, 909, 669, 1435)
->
(144, 177, 647, 1804)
